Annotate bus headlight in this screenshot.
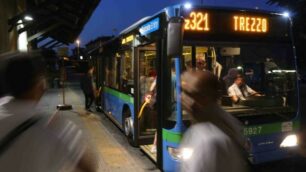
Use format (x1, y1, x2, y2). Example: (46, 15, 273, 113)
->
(167, 147, 193, 160)
(180, 147, 194, 160)
(280, 134, 298, 148)
(167, 147, 180, 160)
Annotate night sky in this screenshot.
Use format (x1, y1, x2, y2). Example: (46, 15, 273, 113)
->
(78, 0, 283, 46)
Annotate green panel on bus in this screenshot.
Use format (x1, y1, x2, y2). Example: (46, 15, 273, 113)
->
(104, 87, 134, 104)
(162, 129, 182, 143)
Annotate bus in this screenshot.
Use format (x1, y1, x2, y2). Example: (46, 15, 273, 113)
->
(93, 4, 300, 171)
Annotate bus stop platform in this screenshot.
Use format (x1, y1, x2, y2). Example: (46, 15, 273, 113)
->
(37, 86, 159, 172)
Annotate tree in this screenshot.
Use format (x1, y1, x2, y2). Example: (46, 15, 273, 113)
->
(267, 0, 306, 69)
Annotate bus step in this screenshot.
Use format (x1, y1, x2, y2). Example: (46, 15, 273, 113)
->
(140, 144, 157, 162)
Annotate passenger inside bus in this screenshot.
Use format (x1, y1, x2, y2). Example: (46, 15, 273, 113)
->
(196, 59, 207, 71)
(180, 45, 297, 121)
(264, 57, 279, 73)
(223, 68, 240, 89)
(228, 74, 261, 103)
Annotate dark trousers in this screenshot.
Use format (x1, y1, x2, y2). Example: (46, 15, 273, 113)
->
(84, 93, 94, 109)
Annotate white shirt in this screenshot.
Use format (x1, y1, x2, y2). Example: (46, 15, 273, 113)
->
(228, 83, 256, 100)
(180, 123, 247, 172)
(0, 97, 86, 172)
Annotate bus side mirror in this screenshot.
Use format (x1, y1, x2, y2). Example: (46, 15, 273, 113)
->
(167, 17, 184, 57)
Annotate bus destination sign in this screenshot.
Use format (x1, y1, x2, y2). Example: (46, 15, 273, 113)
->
(184, 11, 269, 33)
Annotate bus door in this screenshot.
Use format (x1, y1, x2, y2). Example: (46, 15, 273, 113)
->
(135, 44, 158, 161)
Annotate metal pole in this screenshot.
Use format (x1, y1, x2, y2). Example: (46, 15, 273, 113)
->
(174, 57, 185, 132)
(77, 45, 80, 58)
(288, 17, 300, 112)
(56, 57, 72, 110)
(62, 63, 65, 104)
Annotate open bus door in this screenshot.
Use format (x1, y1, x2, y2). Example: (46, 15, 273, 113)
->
(134, 44, 159, 161)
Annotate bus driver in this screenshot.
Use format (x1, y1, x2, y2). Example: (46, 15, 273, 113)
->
(228, 74, 261, 103)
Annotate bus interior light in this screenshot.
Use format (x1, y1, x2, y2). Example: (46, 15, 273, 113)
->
(280, 134, 298, 148)
(184, 2, 192, 10)
(24, 15, 33, 21)
(237, 66, 243, 70)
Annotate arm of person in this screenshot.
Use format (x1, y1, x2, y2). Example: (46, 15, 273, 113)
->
(246, 85, 261, 96)
(231, 95, 240, 103)
(228, 86, 240, 103)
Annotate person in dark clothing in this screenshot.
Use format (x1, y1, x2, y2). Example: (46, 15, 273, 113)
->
(80, 66, 96, 111)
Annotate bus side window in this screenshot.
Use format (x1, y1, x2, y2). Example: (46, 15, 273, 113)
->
(108, 54, 119, 89)
(120, 50, 133, 94)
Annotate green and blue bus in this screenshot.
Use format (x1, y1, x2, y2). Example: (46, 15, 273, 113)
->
(93, 4, 300, 171)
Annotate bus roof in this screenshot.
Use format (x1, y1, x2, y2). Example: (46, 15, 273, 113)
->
(120, 16, 151, 35)
(103, 4, 286, 47)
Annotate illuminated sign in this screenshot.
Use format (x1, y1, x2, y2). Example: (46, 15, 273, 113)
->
(183, 10, 270, 34)
(184, 12, 210, 31)
(139, 18, 160, 35)
(233, 16, 268, 33)
(122, 35, 134, 44)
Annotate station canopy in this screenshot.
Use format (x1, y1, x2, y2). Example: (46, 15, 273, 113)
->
(8, 0, 100, 48)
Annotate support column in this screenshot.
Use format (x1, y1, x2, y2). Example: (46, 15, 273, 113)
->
(0, 0, 20, 54)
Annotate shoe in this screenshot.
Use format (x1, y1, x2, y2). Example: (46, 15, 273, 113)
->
(150, 145, 156, 153)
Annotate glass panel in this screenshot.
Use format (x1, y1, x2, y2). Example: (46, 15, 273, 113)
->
(215, 44, 297, 123)
(164, 59, 192, 129)
(138, 49, 157, 135)
(195, 46, 208, 71)
(178, 43, 297, 124)
(183, 46, 192, 70)
(105, 56, 114, 87)
(120, 50, 133, 93)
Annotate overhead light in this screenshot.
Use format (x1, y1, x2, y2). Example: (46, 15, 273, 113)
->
(24, 15, 33, 21)
(184, 2, 192, 9)
(237, 66, 243, 70)
(282, 11, 290, 18)
(17, 20, 27, 52)
(80, 56, 83, 60)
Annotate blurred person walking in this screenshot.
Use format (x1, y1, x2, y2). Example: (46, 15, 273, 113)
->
(80, 66, 96, 112)
(0, 52, 97, 172)
(179, 70, 248, 172)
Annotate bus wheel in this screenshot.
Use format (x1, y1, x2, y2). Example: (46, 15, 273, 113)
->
(124, 117, 133, 136)
(123, 108, 136, 146)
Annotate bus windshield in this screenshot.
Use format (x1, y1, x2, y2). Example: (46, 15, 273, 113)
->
(177, 43, 298, 124)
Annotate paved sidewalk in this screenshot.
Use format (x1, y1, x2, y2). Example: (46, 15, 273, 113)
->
(38, 87, 159, 172)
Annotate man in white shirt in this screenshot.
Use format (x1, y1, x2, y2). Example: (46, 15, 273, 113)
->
(228, 74, 260, 103)
(180, 70, 248, 172)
